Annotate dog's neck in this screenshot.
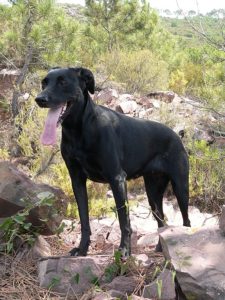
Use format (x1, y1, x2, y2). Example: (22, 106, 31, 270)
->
(61, 90, 95, 131)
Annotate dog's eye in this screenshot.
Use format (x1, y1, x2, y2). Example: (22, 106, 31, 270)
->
(58, 76, 67, 87)
(41, 78, 48, 89)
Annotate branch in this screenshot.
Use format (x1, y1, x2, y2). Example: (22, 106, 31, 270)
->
(176, 0, 225, 52)
(32, 148, 60, 179)
(11, 45, 33, 119)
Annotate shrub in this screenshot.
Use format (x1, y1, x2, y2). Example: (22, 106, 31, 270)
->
(189, 140, 225, 211)
(101, 49, 169, 94)
(51, 162, 113, 219)
(169, 69, 187, 94)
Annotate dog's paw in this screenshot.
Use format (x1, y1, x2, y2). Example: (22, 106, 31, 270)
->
(69, 247, 87, 256)
(118, 247, 130, 259)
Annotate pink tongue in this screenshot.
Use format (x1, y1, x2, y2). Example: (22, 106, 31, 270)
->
(41, 107, 62, 145)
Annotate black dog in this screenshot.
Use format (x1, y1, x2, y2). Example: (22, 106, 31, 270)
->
(35, 67, 190, 257)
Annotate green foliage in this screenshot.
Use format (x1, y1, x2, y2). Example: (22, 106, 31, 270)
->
(189, 141, 225, 211)
(169, 69, 187, 94)
(0, 148, 9, 160)
(51, 162, 114, 218)
(104, 251, 137, 282)
(48, 276, 61, 289)
(16, 96, 58, 176)
(84, 0, 158, 51)
(102, 49, 168, 93)
(0, 191, 55, 253)
(156, 278, 163, 298)
(0, 0, 81, 67)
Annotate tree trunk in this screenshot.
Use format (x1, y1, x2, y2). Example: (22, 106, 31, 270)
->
(11, 45, 33, 119)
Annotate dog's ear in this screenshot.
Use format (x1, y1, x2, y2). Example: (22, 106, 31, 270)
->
(72, 67, 95, 94)
(48, 66, 60, 72)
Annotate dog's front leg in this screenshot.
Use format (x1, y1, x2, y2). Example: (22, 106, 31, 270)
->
(110, 172, 132, 257)
(65, 164, 91, 256)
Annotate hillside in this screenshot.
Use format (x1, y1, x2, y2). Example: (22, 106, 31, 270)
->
(0, 1, 225, 299)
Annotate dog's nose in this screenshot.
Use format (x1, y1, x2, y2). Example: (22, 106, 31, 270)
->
(35, 95, 48, 105)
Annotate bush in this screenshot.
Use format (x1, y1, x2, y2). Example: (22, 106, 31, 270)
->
(15, 96, 57, 176)
(101, 49, 169, 94)
(169, 69, 187, 94)
(51, 162, 114, 219)
(189, 140, 225, 211)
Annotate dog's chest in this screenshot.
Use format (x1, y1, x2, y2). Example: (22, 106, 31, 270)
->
(64, 144, 105, 182)
(77, 152, 105, 182)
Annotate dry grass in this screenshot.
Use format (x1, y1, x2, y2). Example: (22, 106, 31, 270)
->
(0, 246, 165, 300)
(0, 253, 63, 300)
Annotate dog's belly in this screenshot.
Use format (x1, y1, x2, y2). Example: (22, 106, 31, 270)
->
(76, 155, 108, 183)
(82, 168, 108, 183)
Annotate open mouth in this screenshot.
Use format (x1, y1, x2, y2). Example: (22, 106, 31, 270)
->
(40, 101, 72, 146)
(57, 101, 72, 125)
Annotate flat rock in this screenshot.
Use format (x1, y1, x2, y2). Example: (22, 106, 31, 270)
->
(159, 226, 225, 300)
(38, 256, 109, 296)
(102, 275, 139, 295)
(142, 269, 176, 300)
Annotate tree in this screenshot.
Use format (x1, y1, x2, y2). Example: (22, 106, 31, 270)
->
(0, 0, 81, 118)
(188, 10, 196, 17)
(84, 0, 158, 51)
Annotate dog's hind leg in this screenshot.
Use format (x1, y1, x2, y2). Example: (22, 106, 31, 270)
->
(171, 175, 191, 227)
(143, 174, 169, 251)
(169, 152, 191, 227)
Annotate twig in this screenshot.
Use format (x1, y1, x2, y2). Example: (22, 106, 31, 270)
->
(32, 148, 60, 179)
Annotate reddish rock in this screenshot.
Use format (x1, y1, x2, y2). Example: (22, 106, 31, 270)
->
(0, 161, 67, 235)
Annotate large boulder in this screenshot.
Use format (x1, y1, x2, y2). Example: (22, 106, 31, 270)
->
(0, 161, 67, 235)
(159, 226, 225, 300)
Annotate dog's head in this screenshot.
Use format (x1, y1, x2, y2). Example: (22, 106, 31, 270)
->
(35, 67, 95, 145)
(36, 67, 95, 108)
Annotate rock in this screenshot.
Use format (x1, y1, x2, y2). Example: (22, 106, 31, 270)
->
(106, 190, 113, 198)
(193, 127, 215, 144)
(38, 256, 109, 296)
(130, 295, 148, 300)
(102, 276, 138, 295)
(151, 99, 160, 109)
(108, 289, 127, 299)
(96, 88, 119, 105)
(137, 233, 158, 248)
(92, 291, 112, 299)
(116, 100, 138, 114)
(219, 205, 225, 235)
(90, 219, 121, 247)
(159, 226, 225, 300)
(136, 97, 154, 109)
(134, 253, 149, 263)
(0, 161, 67, 235)
(134, 254, 153, 268)
(118, 94, 135, 102)
(142, 269, 176, 300)
(171, 94, 183, 105)
(146, 91, 175, 103)
(32, 236, 51, 259)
